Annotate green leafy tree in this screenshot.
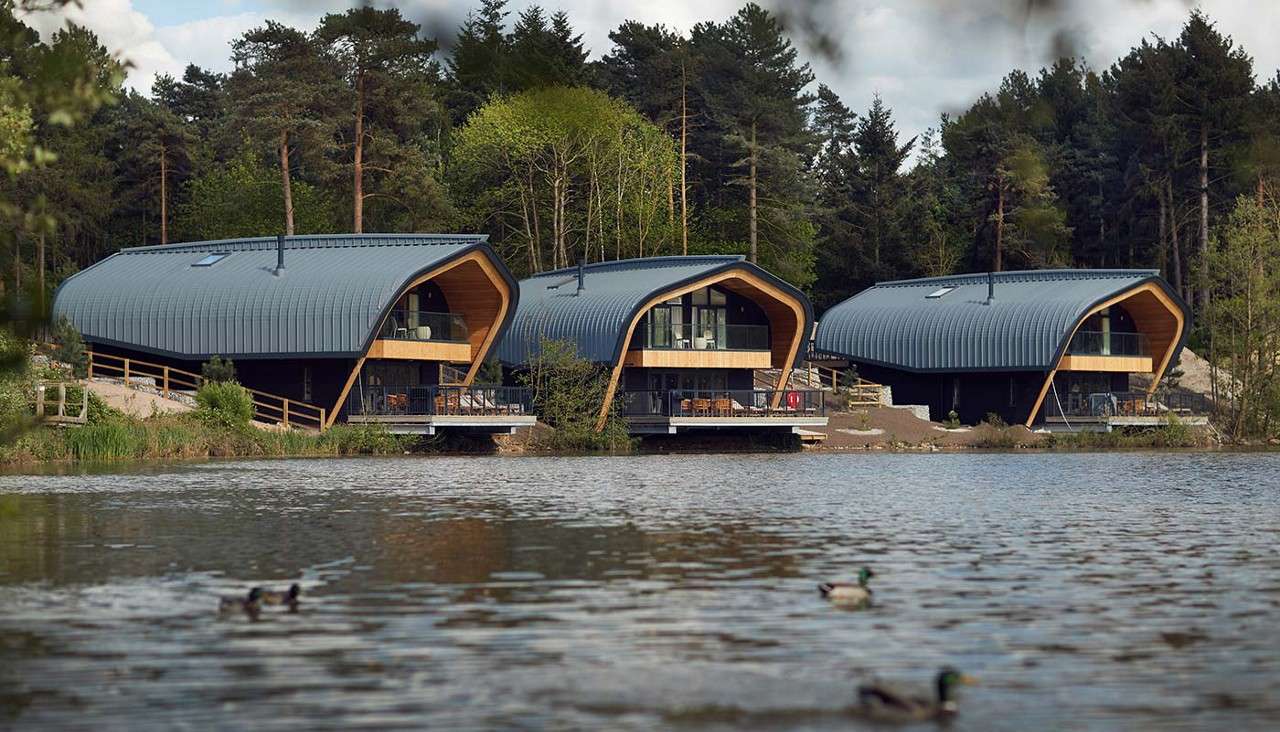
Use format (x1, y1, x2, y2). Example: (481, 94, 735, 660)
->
(451, 86, 677, 276)
(51, 315, 85, 377)
(1203, 196, 1280, 439)
(175, 144, 335, 241)
(517, 337, 631, 451)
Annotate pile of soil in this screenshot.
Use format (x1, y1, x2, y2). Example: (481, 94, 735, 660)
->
(817, 407, 1046, 450)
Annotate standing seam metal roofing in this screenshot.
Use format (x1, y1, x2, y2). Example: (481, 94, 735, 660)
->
(51, 234, 517, 360)
(813, 269, 1190, 372)
(494, 256, 814, 365)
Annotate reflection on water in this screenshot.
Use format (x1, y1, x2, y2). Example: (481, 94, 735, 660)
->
(0, 453, 1278, 730)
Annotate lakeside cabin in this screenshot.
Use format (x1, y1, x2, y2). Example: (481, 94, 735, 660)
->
(495, 256, 828, 435)
(813, 269, 1192, 429)
(52, 234, 535, 435)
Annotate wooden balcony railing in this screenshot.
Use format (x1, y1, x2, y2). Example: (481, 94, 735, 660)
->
(86, 350, 327, 431)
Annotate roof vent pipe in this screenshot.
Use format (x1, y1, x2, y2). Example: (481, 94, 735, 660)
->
(275, 234, 286, 276)
(576, 259, 585, 293)
(986, 271, 994, 304)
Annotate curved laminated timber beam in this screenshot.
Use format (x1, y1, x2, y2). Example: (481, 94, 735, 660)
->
(594, 267, 807, 431)
(1024, 281, 1186, 428)
(327, 250, 512, 428)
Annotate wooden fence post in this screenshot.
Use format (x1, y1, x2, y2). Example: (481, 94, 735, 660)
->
(123, 358, 131, 386)
(87, 351, 94, 379)
(282, 399, 290, 428)
(35, 385, 45, 418)
(162, 367, 170, 398)
(57, 383, 66, 418)
(319, 408, 327, 432)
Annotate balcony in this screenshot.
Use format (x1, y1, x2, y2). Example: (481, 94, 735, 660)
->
(627, 324, 772, 369)
(379, 310, 468, 343)
(370, 311, 472, 361)
(349, 384, 531, 416)
(621, 389, 825, 417)
(619, 389, 827, 434)
(640, 323, 769, 351)
(1067, 330, 1147, 356)
(1044, 389, 1213, 427)
(1060, 330, 1153, 372)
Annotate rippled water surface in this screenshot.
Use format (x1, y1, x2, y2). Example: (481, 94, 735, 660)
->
(1, 453, 1278, 730)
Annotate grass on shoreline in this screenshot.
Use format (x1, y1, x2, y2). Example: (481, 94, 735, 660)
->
(963, 417, 1208, 450)
(2, 401, 416, 466)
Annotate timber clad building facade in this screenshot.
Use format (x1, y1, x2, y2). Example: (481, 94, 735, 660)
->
(495, 256, 828, 435)
(53, 234, 534, 435)
(813, 269, 1190, 427)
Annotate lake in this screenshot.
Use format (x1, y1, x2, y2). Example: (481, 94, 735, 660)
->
(0, 453, 1277, 730)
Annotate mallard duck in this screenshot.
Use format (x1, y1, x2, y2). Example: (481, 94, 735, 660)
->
(218, 587, 263, 615)
(856, 667, 976, 722)
(261, 583, 301, 606)
(819, 566, 875, 605)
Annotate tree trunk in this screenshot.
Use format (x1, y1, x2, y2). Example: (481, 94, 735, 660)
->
(353, 70, 365, 234)
(37, 232, 45, 303)
(994, 174, 1004, 272)
(280, 131, 295, 236)
(159, 143, 168, 245)
(1157, 185, 1168, 274)
(680, 63, 689, 256)
(1198, 122, 1209, 308)
(1168, 178, 1184, 303)
(749, 120, 758, 264)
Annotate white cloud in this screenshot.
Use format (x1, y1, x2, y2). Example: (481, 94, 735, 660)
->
(17, 0, 1280, 142)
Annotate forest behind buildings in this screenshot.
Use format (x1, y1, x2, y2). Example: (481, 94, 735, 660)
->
(4, 0, 1280, 435)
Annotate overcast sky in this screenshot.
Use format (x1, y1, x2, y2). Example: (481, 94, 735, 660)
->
(18, 0, 1280, 149)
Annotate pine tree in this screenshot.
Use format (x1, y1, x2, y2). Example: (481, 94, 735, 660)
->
(506, 6, 586, 91)
(316, 6, 438, 233)
(694, 3, 815, 281)
(228, 21, 338, 236)
(1175, 11, 1254, 308)
(852, 95, 915, 274)
(447, 0, 508, 123)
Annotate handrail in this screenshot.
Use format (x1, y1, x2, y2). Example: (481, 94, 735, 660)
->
(620, 388, 826, 418)
(33, 381, 89, 425)
(86, 350, 327, 431)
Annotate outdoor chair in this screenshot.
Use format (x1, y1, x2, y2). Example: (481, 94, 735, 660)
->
(714, 398, 732, 416)
(692, 398, 711, 416)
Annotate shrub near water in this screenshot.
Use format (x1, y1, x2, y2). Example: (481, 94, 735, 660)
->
(196, 381, 255, 429)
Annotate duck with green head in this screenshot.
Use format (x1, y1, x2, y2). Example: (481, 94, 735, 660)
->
(856, 666, 977, 722)
(818, 566, 875, 606)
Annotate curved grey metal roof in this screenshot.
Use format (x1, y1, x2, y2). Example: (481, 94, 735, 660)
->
(52, 234, 517, 360)
(814, 269, 1190, 372)
(494, 256, 814, 365)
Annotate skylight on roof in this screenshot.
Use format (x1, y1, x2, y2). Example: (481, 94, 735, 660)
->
(925, 286, 955, 299)
(192, 252, 229, 267)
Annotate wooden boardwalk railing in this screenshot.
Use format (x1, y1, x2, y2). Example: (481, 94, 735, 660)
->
(34, 382, 88, 425)
(757, 362, 886, 408)
(86, 350, 327, 431)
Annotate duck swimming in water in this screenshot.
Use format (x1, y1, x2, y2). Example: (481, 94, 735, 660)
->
(819, 567, 875, 606)
(218, 587, 263, 615)
(261, 584, 301, 607)
(856, 666, 976, 722)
